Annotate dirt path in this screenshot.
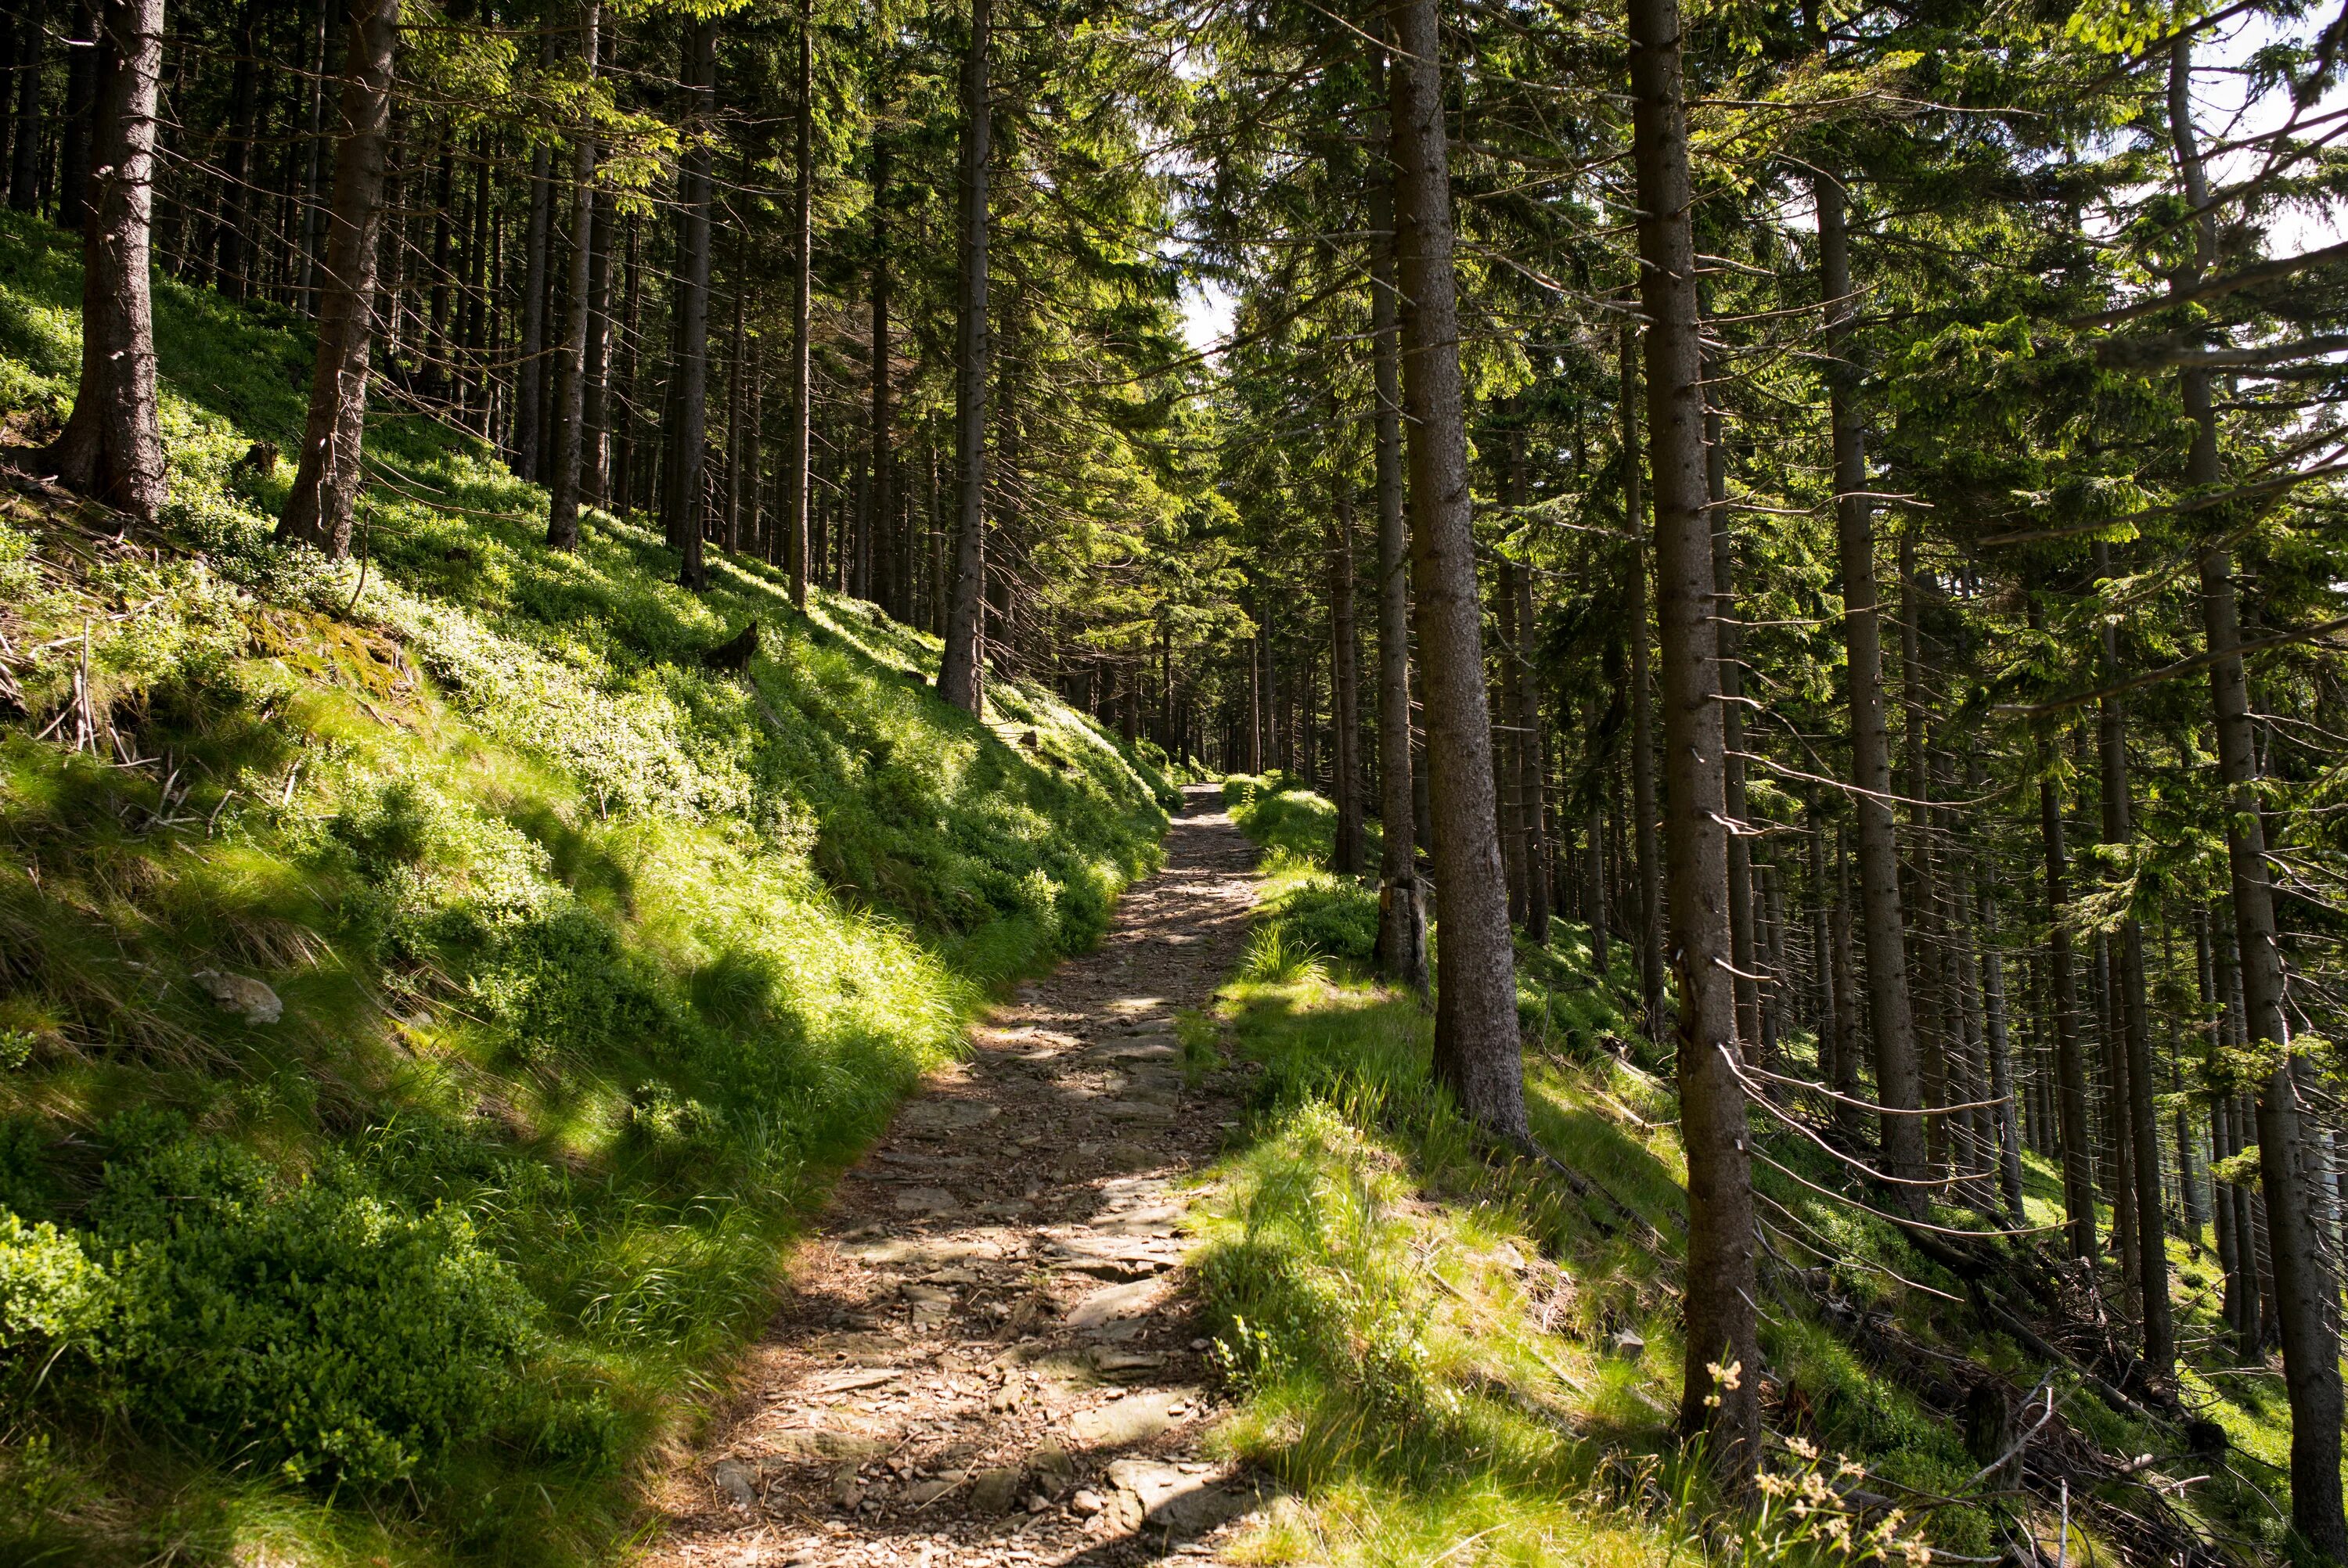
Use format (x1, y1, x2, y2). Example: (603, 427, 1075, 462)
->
(644, 784, 1264, 1568)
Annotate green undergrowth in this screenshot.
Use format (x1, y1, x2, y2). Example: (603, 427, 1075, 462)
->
(1193, 775, 2283, 1566)
(0, 210, 1170, 1566)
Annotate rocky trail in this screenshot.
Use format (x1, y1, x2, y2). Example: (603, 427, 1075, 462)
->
(645, 784, 1267, 1568)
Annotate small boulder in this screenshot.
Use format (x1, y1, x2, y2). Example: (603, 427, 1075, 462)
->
(1607, 1328, 1646, 1361)
(191, 969, 282, 1025)
(902, 1471, 966, 1508)
(711, 1457, 760, 1509)
(968, 1466, 1023, 1514)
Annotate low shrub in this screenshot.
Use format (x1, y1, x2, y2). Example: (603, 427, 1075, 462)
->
(87, 1119, 540, 1488)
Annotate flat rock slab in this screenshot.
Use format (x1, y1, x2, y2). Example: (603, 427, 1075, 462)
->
(898, 1100, 999, 1131)
(891, 1186, 959, 1213)
(759, 1426, 895, 1462)
(1106, 1458, 1261, 1535)
(1049, 1232, 1183, 1277)
(1068, 1388, 1201, 1449)
(1086, 1038, 1181, 1062)
(1065, 1276, 1170, 1329)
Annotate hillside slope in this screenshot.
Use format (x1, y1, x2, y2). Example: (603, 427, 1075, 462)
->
(0, 213, 1171, 1566)
(1195, 776, 2296, 1568)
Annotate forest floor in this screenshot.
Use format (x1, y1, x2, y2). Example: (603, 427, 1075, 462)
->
(642, 782, 1270, 1568)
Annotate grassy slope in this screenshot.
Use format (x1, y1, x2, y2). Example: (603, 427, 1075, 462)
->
(0, 213, 1170, 1566)
(1194, 777, 2296, 1567)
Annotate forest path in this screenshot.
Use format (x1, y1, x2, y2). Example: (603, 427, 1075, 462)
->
(643, 783, 1267, 1568)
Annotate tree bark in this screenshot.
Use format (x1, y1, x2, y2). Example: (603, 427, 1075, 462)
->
(11, 0, 45, 212)
(582, 186, 613, 502)
(1331, 460, 1363, 876)
(40, 0, 165, 528)
(937, 0, 991, 712)
(1367, 160, 1425, 990)
(722, 236, 745, 552)
(1622, 328, 1666, 1042)
(783, 0, 812, 605)
(55, 0, 93, 229)
(1514, 531, 1548, 946)
(294, 0, 328, 309)
(1388, 0, 1524, 1140)
(2168, 44, 2343, 1537)
(276, 0, 394, 557)
(1496, 549, 1526, 922)
(870, 122, 895, 621)
(1629, 0, 1758, 1476)
(1977, 836, 2026, 1222)
(1707, 372, 1755, 1050)
(2036, 709, 2100, 1259)
(664, 16, 715, 589)
(214, 0, 257, 296)
(1816, 167, 1927, 1199)
(544, 0, 599, 551)
(513, 27, 555, 484)
(2089, 538, 2173, 1377)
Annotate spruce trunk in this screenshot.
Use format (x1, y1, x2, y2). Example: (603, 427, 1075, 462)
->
(1630, 0, 1758, 1474)
(42, 0, 166, 528)
(1387, 0, 1524, 1140)
(937, 0, 991, 713)
(276, 0, 396, 558)
(1367, 165, 1425, 989)
(1816, 167, 1926, 1197)
(545, 0, 600, 551)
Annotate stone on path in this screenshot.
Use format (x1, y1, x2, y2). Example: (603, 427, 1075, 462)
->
(1068, 1388, 1198, 1448)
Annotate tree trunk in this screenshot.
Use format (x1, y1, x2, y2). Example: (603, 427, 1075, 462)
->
(513, 27, 555, 483)
(1817, 167, 1926, 1199)
(2034, 703, 2100, 1258)
(1331, 462, 1363, 876)
(1978, 838, 2026, 1222)
(2088, 538, 2172, 1377)
(1808, 798, 1839, 1106)
(1514, 535, 1549, 946)
(2167, 48, 2343, 1537)
(937, 0, 990, 712)
(1388, 0, 1524, 1139)
(213, 0, 258, 296)
(1496, 550, 1525, 922)
(425, 138, 452, 397)
(544, 1, 600, 549)
(1630, 0, 1757, 1474)
(723, 243, 745, 552)
(582, 187, 613, 502)
(11, 0, 45, 212)
(667, 16, 715, 589)
(277, 0, 394, 557)
(39, 0, 165, 527)
(1368, 163, 1424, 988)
(55, 0, 93, 228)
(783, 0, 812, 604)
(870, 123, 895, 620)
(1708, 379, 1755, 1050)
(1622, 328, 1666, 1042)
(295, 0, 329, 308)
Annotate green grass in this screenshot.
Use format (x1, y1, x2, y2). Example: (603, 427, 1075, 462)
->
(0, 211, 1172, 1566)
(1194, 775, 2304, 1566)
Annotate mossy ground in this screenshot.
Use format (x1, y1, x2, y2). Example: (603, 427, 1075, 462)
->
(0, 211, 1172, 1566)
(1194, 776, 2307, 1566)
